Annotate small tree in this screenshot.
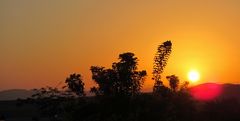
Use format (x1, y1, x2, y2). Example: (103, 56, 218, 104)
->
(65, 73, 85, 96)
(179, 81, 189, 92)
(166, 75, 180, 92)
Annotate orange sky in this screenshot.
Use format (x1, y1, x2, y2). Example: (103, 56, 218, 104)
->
(0, 0, 240, 91)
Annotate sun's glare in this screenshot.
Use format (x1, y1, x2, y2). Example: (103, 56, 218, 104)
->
(188, 70, 200, 83)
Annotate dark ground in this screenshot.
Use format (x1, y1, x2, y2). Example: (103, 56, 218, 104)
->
(0, 100, 46, 121)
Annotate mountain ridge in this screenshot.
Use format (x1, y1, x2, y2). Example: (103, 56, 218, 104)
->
(0, 83, 239, 101)
(0, 89, 34, 101)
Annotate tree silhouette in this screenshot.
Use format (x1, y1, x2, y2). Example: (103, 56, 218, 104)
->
(179, 81, 189, 92)
(65, 73, 85, 96)
(152, 40, 172, 94)
(166, 75, 179, 92)
(90, 66, 116, 95)
(90, 52, 147, 96)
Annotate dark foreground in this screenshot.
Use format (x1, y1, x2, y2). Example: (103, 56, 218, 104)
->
(0, 100, 47, 121)
(0, 93, 240, 121)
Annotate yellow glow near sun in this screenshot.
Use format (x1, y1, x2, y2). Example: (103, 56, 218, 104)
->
(188, 70, 200, 83)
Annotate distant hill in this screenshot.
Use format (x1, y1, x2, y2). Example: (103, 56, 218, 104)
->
(0, 89, 34, 101)
(190, 83, 240, 101)
(0, 83, 239, 101)
(221, 83, 240, 100)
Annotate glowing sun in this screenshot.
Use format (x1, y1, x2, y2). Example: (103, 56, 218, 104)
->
(188, 70, 200, 83)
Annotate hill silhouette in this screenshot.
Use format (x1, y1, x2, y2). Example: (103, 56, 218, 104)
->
(190, 83, 240, 101)
(0, 83, 239, 101)
(221, 83, 240, 100)
(0, 89, 34, 101)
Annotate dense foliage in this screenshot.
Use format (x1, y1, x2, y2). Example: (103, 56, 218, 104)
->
(90, 52, 147, 96)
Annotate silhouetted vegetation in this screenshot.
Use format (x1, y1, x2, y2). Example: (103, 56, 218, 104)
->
(90, 52, 147, 97)
(167, 75, 180, 92)
(152, 40, 172, 96)
(12, 41, 240, 121)
(64, 73, 85, 96)
(26, 73, 86, 121)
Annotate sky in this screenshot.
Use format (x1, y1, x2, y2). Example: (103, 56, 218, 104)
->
(0, 0, 240, 91)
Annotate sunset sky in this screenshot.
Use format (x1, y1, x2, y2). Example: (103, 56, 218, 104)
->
(1, 0, 240, 91)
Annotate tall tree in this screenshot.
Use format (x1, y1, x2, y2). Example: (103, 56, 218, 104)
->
(152, 40, 172, 94)
(90, 52, 147, 96)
